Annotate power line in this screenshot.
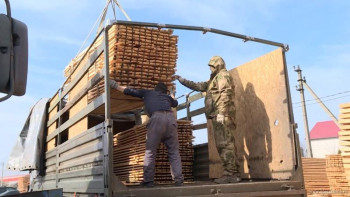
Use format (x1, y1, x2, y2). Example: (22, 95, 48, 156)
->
(293, 93, 350, 109)
(293, 90, 350, 105)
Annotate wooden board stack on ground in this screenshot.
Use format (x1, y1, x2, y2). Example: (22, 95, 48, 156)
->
(17, 175, 30, 193)
(326, 155, 350, 197)
(113, 120, 194, 184)
(338, 102, 350, 195)
(302, 158, 330, 196)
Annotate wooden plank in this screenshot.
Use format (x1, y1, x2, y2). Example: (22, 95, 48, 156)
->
(340, 103, 350, 109)
(69, 74, 88, 117)
(67, 73, 94, 139)
(339, 136, 350, 140)
(59, 123, 104, 154)
(340, 124, 350, 130)
(47, 94, 105, 142)
(302, 157, 330, 194)
(69, 117, 88, 139)
(339, 131, 350, 136)
(48, 106, 58, 123)
(340, 140, 350, 146)
(47, 72, 104, 127)
(48, 90, 59, 113)
(50, 44, 104, 112)
(47, 122, 56, 135)
(92, 89, 144, 115)
(339, 118, 350, 124)
(339, 113, 350, 119)
(47, 138, 56, 152)
(86, 24, 178, 104)
(340, 108, 350, 114)
(113, 120, 194, 183)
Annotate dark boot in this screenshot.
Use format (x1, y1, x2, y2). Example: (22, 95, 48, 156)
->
(174, 181, 184, 186)
(229, 173, 241, 183)
(214, 174, 241, 184)
(141, 181, 155, 187)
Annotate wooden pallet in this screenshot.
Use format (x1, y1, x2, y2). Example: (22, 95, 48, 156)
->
(113, 120, 194, 183)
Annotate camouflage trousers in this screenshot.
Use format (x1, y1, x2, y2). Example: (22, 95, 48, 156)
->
(212, 116, 239, 176)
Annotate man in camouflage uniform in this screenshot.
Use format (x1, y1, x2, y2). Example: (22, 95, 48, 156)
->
(174, 56, 240, 184)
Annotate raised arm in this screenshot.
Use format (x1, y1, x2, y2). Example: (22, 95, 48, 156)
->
(110, 80, 145, 98)
(174, 75, 208, 92)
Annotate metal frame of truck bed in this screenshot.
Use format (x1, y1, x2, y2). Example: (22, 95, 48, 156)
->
(33, 20, 305, 197)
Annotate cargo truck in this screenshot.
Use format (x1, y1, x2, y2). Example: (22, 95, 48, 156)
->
(8, 20, 306, 197)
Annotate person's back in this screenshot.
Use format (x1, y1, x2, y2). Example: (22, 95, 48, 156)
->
(123, 88, 177, 116)
(110, 81, 184, 187)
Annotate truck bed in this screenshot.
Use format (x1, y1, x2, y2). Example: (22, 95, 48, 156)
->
(115, 180, 305, 197)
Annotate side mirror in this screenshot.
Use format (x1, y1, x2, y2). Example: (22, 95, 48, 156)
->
(0, 0, 28, 101)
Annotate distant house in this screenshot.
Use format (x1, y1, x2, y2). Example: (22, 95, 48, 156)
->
(310, 120, 340, 158)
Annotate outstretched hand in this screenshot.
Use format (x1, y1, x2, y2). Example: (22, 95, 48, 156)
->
(173, 75, 184, 82)
(110, 80, 119, 89)
(109, 79, 126, 92)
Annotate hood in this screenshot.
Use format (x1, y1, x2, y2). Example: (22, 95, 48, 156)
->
(209, 56, 226, 78)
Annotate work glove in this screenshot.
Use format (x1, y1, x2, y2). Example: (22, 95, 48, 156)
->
(110, 80, 119, 89)
(216, 114, 225, 124)
(173, 75, 184, 83)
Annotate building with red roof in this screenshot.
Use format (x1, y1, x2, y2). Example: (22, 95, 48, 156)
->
(310, 120, 340, 158)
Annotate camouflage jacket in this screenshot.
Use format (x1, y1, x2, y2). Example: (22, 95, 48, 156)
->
(180, 69, 235, 118)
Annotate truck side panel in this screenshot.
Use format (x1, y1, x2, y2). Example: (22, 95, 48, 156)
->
(208, 48, 296, 180)
(33, 123, 105, 195)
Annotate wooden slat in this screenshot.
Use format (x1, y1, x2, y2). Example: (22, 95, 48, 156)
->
(325, 155, 350, 194)
(86, 24, 178, 103)
(340, 103, 350, 109)
(113, 120, 194, 183)
(302, 158, 330, 194)
(47, 71, 104, 126)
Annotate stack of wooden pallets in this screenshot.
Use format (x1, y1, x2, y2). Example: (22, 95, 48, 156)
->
(84, 24, 178, 103)
(113, 120, 194, 184)
(17, 175, 30, 193)
(339, 103, 350, 178)
(302, 158, 331, 196)
(326, 155, 350, 196)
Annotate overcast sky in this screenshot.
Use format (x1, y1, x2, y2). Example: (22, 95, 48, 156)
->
(0, 0, 349, 177)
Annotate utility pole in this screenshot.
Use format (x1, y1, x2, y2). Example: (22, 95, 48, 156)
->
(294, 66, 313, 158)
